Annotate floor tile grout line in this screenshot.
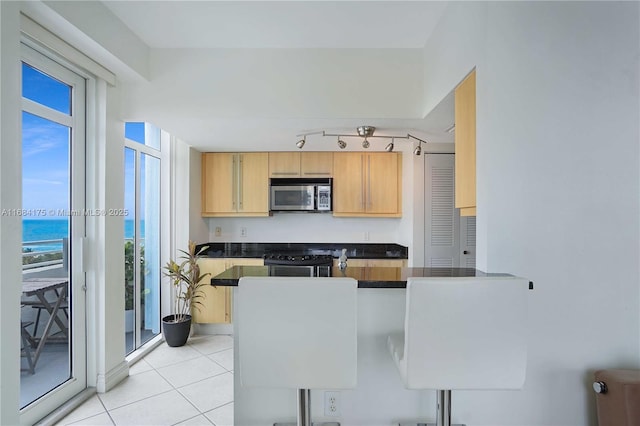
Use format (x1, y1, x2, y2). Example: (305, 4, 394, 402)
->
(173, 373, 234, 417)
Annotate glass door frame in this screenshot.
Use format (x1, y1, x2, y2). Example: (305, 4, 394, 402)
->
(19, 42, 87, 424)
(125, 135, 162, 353)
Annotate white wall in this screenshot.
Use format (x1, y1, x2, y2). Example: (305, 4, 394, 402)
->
(422, 2, 640, 425)
(119, 48, 425, 151)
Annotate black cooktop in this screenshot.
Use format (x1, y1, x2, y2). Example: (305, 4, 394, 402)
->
(263, 254, 334, 266)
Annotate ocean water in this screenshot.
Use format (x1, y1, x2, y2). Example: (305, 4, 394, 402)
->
(23, 219, 137, 252)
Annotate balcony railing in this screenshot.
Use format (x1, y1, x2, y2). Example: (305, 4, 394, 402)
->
(22, 239, 65, 270)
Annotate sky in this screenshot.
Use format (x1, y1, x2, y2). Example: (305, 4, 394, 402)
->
(22, 62, 154, 222)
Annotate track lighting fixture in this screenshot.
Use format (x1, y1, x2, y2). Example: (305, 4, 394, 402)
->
(295, 125, 428, 152)
(385, 138, 395, 152)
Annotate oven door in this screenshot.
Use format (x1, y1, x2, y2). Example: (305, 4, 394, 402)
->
(270, 185, 315, 211)
(267, 265, 332, 277)
(268, 265, 315, 277)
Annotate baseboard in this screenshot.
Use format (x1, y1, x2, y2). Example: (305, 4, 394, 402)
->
(193, 322, 234, 335)
(96, 360, 128, 393)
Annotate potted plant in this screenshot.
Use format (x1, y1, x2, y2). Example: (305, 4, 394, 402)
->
(162, 241, 210, 347)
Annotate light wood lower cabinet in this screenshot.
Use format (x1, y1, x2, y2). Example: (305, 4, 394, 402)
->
(193, 257, 264, 323)
(333, 258, 407, 280)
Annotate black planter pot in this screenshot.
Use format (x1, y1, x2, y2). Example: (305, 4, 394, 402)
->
(162, 314, 192, 347)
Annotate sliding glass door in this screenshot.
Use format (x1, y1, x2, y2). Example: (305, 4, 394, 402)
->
(125, 123, 161, 354)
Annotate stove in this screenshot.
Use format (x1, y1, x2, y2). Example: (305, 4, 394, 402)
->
(263, 254, 334, 267)
(263, 254, 334, 277)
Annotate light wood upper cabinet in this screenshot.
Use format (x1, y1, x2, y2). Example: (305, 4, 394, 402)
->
(333, 152, 402, 217)
(269, 152, 301, 177)
(202, 152, 269, 217)
(455, 70, 476, 217)
(300, 152, 333, 177)
(269, 152, 333, 177)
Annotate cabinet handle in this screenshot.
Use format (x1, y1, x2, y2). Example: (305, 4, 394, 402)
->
(303, 172, 330, 175)
(272, 172, 298, 175)
(361, 155, 366, 210)
(239, 155, 244, 210)
(232, 155, 237, 209)
(367, 156, 372, 209)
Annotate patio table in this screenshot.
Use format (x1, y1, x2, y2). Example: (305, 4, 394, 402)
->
(22, 278, 69, 370)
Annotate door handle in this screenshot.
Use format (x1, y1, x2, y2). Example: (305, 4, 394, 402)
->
(463, 250, 470, 255)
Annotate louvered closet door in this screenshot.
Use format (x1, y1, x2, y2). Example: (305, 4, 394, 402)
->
(424, 154, 477, 268)
(424, 154, 459, 267)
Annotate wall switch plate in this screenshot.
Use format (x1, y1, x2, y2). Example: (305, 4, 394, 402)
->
(215, 226, 222, 237)
(324, 391, 340, 417)
(364, 231, 370, 241)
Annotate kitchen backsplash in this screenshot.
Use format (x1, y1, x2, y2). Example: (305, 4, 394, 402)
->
(204, 213, 410, 246)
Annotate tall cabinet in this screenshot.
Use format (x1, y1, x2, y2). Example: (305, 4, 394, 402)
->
(454, 70, 476, 217)
(332, 152, 401, 217)
(201, 152, 269, 216)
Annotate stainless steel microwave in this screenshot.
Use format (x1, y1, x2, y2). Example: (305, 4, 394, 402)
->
(270, 178, 332, 212)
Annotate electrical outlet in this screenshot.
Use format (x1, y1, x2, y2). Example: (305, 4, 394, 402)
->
(215, 226, 222, 237)
(364, 231, 370, 241)
(240, 227, 247, 237)
(324, 391, 340, 417)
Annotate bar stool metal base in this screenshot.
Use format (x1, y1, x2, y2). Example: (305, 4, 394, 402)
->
(397, 390, 465, 426)
(273, 389, 341, 426)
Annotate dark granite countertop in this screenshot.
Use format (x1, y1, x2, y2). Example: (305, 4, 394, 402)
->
(195, 242, 408, 260)
(210, 265, 533, 289)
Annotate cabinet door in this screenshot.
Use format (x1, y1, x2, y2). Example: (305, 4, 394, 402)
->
(301, 152, 333, 177)
(367, 153, 400, 215)
(238, 153, 269, 214)
(192, 258, 229, 323)
(269, 152, 301, 177)
(455, 70, 476, 216)
(225, 258, 264, 323)
(202, 153, 235, 215)
(333, 152, 365, 214)
(366, 259, 406, 281)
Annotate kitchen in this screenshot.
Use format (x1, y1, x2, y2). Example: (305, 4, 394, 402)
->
(0, 1, 638, 426)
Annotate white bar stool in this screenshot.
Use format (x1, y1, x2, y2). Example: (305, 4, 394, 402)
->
(238, 277, 358, 426)
(387, 276, 528, 426)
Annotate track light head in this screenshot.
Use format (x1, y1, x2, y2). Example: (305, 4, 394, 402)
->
(296, 138, 305, 149)
(362, 138, 370, 149)
(413, 143, 422, 156)
(385, 139, 394, 152)
(337, 138, 347, 149)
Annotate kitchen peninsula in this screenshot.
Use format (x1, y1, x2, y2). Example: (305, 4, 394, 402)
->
(212, 264, 532, 425)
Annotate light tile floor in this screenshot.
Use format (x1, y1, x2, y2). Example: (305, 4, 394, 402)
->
(56, 335, 234, 426)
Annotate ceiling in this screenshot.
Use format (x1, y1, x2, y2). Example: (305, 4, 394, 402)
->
(99, 1, 454, 149)
(102, 1, 448, 49)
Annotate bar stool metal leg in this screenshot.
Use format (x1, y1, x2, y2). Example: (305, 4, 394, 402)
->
(298, 389, 311, 426)
(436, 390, 452, 426)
